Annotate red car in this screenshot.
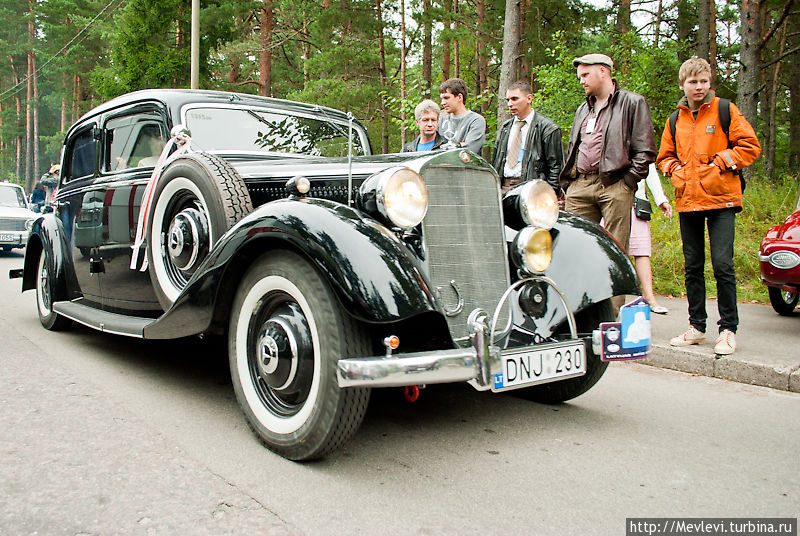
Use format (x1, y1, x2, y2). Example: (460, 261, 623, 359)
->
(759, 191, 800, 315)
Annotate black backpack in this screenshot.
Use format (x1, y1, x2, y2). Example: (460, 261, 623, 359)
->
(668, 98, 746, 192)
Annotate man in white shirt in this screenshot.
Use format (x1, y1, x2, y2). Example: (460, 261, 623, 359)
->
(491, 81, 564, 195)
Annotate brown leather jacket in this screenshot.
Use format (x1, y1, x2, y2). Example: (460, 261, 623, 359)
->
(559, 81, 656, 192)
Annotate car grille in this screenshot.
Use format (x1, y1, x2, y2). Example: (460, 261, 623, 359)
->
(420, 165, 510, 339)
(0, 217, 27, 231)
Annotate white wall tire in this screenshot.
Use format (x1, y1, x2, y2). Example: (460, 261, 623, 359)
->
(35, 248, 71, 331)
(228, 250, 371, 460)
(146, 153, 252, 310)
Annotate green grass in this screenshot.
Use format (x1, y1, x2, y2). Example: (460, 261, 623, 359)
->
(650, 174, 799, 303)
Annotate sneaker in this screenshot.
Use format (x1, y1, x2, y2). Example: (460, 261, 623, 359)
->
(714, 330, 736, 355)
(670, 325, 706, 347)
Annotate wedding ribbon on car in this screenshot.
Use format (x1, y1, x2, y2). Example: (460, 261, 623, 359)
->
(129, 131, 193, 271)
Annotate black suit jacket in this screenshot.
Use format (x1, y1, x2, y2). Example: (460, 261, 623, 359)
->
(491, 112, 565, 196)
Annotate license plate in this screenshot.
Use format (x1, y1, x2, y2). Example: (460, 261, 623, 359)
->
(0, 233, 19, 243)
(492, 340, 586, 392)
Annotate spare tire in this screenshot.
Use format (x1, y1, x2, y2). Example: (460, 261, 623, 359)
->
(146, 153, 252, 310)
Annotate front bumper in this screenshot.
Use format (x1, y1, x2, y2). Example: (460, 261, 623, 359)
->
(337, 276, 592, 392)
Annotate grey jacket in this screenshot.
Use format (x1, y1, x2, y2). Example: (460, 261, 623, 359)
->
(560, 80, 656, 193)
(491, 112, 565, 196)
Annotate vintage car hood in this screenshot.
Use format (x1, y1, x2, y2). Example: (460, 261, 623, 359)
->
(224, 152, 438, 181)
(0, 205, 37, 219)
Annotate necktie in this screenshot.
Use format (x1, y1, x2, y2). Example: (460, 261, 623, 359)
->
(507, 119, 525, 168)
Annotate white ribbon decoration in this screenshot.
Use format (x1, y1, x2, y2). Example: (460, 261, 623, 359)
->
(129, 133, 193, 271)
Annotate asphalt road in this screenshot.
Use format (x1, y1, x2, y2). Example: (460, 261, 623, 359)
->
(1, 251, 799, 535)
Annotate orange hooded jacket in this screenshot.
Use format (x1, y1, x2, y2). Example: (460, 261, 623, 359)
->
(656, 93, 760, 213)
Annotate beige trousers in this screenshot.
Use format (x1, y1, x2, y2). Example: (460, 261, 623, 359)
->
(565, 172, 634, 253)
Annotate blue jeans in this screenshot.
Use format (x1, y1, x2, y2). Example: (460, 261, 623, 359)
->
(679, 208, 738, 334)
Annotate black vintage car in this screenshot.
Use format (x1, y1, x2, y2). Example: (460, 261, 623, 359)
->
(15, 89, 638, 460)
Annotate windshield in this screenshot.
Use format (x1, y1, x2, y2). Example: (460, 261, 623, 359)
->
(183, 106, 366, 157)
(0, 185, 26, 208)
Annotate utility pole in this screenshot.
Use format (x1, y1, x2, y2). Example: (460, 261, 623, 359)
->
(191, 0, 199, 89)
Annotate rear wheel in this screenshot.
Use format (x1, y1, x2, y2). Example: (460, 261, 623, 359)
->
(35, 248, 71, 331)
(513, 299, 614, 404)
(228, 250, 371, 461)
(147, 153, 252, 309)
(768, 286, 799, 316)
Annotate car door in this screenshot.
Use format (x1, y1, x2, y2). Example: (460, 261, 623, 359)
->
(59, 121, 102, 305)
(95, 104, 168, 314)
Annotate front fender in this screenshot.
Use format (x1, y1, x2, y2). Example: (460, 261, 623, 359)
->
(509, 211, 638, 339)
(21, 214, 78, 302)
(144, 198, 439, 339)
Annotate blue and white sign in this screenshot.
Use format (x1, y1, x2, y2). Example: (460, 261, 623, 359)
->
(600, 297, 651, 361)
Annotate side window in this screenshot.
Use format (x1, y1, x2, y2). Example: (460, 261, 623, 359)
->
(105, 110, 167, 171)
(66, 128, 97, 181)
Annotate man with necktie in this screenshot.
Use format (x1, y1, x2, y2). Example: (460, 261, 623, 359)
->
(491, 81, 564, 195)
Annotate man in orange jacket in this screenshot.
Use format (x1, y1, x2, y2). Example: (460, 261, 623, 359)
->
(656, 57, 761, 356)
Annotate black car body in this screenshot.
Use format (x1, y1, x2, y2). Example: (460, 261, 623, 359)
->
(18, 89, 638, 460)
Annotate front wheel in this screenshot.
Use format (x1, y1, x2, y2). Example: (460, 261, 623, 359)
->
(35, 248, 71, 331)
(512, 299, 614, 404)
(228, 250, 371, 461)
(768, 286, 799, 316)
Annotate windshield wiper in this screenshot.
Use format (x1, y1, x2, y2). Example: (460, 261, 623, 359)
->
(246, 109, 279, 130)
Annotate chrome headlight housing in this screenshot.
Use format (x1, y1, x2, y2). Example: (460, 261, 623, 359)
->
(519, 180, 559, 230)
(362, 167, 429, 229)
(512, 226, 553, 273)
(25, 218, 35, 231)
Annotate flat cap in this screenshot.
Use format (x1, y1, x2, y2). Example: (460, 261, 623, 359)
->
(572, 53, 614, 71)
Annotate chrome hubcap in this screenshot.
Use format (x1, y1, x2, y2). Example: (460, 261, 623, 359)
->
(251, 301, 315, 413)
(166, 206, 208, 272)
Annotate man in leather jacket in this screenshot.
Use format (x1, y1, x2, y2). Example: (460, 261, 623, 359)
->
(402, 100, 448, 152)
(559, 53, 656, 254)
(491, 81, 564, 195)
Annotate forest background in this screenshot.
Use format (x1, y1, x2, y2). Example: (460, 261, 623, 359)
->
(1, 0, 799, 302)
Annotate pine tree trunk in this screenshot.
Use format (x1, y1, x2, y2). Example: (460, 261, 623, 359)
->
(738, 0, 761, 181)
(475, 0, 488, 114)
(654, 0, 663, 47)
(302, 14, 311, 87)
(376, 0, 389, 153)
(709, 0, 718, 84)
(33, 56, 39, 184)
(260, 0, 273, 97)
(442, 0, 451, 81)
(697, 0, 710, 61)
(26, 3, 34, 193)
(677, 0, 691, 62)
(614, 0, 631, 35)
(498, 0, 520, 126)
(765, 23, 787, 179)
(400, 0, 407, 146)
(422, 0, 432, 98)
(453, 0, 460, 78)
(787, 11, 800, 170)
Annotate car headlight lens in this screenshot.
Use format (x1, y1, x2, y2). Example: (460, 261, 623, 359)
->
(519, 180, 559, 230)
(378, 168, 428, 229)
(25, 218, 35, 231)
(514, 226, 553, 273)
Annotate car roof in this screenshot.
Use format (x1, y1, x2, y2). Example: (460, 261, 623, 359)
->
(69, 89, 354, 137)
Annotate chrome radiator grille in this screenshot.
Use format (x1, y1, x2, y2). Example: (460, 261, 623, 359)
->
(420, 165, 510, 339)
(0, 218, 27, 231)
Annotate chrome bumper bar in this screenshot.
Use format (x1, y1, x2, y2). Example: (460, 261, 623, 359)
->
(337, 276, 586, 391)
(337, 310, 495, 389)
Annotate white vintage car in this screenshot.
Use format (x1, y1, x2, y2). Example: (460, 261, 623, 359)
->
(0, 182, 37, 252)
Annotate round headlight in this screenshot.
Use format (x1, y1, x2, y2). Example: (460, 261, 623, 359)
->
(519, 180, 559, 230)
(25, 218, 35, 231)
(378, 168, 428, 229)
(515, 227, 553, 273)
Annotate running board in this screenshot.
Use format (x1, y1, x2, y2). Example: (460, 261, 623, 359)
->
(53, 301, 155, 338)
